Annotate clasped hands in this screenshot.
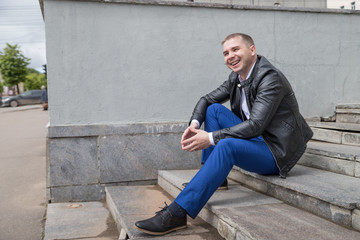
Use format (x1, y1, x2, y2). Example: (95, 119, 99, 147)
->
(181, 122, 211, 152)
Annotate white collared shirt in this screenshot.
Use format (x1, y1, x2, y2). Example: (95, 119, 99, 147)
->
(192, 60, 256, 145)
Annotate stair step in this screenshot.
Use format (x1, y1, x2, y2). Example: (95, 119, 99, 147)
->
(310, 126, 360, 146)
(228, 165, 360, 231)
(298, 141, 360, 177)
(105, 185, 224, 239)
(336, 104, 360, 124)
(158, 169, 360, 240)
(308, 121, 360, 132)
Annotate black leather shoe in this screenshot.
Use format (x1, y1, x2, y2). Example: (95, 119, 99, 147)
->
(182, 178, 228, 190)
(134, 203, 187, 235)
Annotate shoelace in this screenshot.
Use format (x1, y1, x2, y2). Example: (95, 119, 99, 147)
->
(155, 202, 169, 215)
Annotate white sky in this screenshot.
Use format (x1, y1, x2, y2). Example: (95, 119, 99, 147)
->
(0, 0, 45, 72)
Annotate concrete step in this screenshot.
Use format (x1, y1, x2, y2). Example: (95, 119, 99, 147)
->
(298, 140, 360, 177)
(336, 104, 360, 124)
(105, 185, 224, 239)
(308, 121, 360, 132)
(309, 125, 360, 146)
(158, 169, 360, 240)
(228, 165, 360, 231)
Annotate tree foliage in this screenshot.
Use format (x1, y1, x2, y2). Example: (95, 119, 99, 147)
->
(24, 69, 47, 90)
(0, 43, 30, 93)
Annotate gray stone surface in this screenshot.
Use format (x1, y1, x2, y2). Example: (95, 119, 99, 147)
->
(48, 122, 188, 138)
(44, 202, 119, 240)
(336, 113, 360, 124)
(99, 134, 201, 183)
(310, 127, 342, 144)
(307, 121, 360, 132)
(306, 140, 359, 161)
(48, 137, 99, 187)
(105, 185, 224, 239)
(343, 132, 360, 146)
(228, 165, 360, 229)
(221, 204, 360, 240)
(298, 152, 355, 177)
(354, 209, 360, 232)
(50, 184, 105, 203)
(158, 169, 360, 239)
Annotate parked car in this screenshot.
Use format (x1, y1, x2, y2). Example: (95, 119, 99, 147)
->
(2, 90, 42, 107)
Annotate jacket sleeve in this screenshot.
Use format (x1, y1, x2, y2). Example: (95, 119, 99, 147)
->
(190, 79, 231, 126)
(212, 71, 285, 143)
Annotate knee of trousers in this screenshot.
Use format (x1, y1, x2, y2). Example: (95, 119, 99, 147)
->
(206, 103, 223, 118)
(212, 139, 237, 165)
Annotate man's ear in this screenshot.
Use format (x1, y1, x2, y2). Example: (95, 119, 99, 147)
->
(250, 45, 256, 56)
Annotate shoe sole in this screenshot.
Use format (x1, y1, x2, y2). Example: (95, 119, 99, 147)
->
(134, 224, 187, 236)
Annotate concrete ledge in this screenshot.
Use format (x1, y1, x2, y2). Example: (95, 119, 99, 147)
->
(48, 122, 188, 138)
(46, 0, 360, 15)
(47, 122, 201, 202)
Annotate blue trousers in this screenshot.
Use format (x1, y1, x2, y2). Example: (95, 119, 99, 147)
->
(175, 104, 279, 218)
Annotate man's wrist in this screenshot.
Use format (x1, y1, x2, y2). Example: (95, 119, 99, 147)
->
(191, 119, 200, 129)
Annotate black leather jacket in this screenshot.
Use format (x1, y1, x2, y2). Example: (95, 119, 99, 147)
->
(190, 55, 313, 178)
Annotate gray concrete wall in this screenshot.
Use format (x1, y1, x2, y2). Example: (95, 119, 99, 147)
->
(45, 0, 360, 125)
(44, 0, 360, 201)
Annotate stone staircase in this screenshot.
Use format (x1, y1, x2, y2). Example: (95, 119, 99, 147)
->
(105, 104, 360, 239)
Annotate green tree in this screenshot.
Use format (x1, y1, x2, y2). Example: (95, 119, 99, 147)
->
(24, 70, 47, 90)
(0, 43, 30, 94)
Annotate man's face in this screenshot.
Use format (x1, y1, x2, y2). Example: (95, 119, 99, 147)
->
(222, 37, 256, 79)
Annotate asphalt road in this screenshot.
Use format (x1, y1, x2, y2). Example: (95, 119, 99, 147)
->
(0, 105, 49, 240)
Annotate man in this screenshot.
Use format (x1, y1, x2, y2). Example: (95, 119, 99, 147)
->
(41, 85, 48, 111)
(135, 33, 313, 236)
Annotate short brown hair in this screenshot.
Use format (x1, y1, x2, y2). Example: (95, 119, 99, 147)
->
(221, 33, 255, 47)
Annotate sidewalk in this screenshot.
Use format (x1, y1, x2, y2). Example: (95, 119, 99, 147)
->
(44, 201, 119, 240)
(0, 104, 42, 113)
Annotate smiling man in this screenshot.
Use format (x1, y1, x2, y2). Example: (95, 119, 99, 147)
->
(134, 33, 313, 236)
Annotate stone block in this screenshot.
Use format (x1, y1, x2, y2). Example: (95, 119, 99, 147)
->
(49, 137, 98, 187)
(353, 209, 360, 231)
(218, 219, 236, 240)
(355, 161, 360, 178)
(342, 132, 360, 146)
(310, 127, 342, 144)
(49, 184, 105, 203)
(44, 202, 111, 240)
(336, 113, 360, 124)
(99, 134, 201, 183)
(298, 153, 355, 177)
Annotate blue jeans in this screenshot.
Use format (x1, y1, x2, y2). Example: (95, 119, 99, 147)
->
(175, 103, 279, 218)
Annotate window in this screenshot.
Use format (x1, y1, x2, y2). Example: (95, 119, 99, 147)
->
(351, 2, 355, 10)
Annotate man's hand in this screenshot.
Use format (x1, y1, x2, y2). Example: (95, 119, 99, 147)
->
(181, 122, 198, 144)
(181, 127, 211, 152)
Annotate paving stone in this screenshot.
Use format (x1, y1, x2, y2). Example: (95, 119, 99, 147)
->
(44, 202, 117, 240)
(105, 185, 224, 239)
